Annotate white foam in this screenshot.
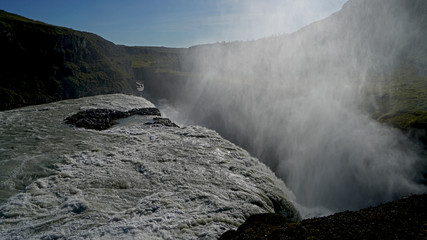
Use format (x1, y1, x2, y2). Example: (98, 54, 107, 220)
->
(0, 94, 299, 239)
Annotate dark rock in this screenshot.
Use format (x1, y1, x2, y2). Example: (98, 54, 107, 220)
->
(64, 109, 125, 130)
(64, 108, 161, 130)
(145, 117, 179, 128)
(219, 194, 427, 240)
(61, 199, 88, 214)
(128, 108, 161, 116)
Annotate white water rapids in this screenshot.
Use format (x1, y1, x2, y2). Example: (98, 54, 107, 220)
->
(0, 94, 299, 239)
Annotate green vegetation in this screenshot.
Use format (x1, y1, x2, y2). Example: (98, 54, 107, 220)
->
(0, 10, 191, 110)
(1, 6, 426, 137)
(365, 65, 427, 131)
(0, 9, 133, 109)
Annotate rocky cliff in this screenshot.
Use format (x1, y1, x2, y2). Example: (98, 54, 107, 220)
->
(0, 10, 132, 109)
(0, 10, 188, 110)
(1, 0, 426, 131)
(219, 194, 427, 240)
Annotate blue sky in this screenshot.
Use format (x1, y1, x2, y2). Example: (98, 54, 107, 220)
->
(0, 0, 348, 47)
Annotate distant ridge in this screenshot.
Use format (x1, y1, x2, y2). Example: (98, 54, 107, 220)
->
(0, 10, 186, 110)
(1, 0, 426, 131)
(0, 10, 133, 109)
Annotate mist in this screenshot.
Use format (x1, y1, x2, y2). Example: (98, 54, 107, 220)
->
(156, 0, 427, 214)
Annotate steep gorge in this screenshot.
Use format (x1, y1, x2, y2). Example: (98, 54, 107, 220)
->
(1, 0, 426, 214)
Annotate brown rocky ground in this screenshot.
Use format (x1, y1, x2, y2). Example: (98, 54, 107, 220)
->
(219, 194, 427, 240)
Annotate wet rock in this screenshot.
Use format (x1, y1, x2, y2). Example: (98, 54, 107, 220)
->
(64, 109, 125, 130)
(128, 108, 161, 116)
(62, 199, 88, 214)
(145, 117, 179, 128)
(219, 194, 427, 240)
(64, 108, 161, 130)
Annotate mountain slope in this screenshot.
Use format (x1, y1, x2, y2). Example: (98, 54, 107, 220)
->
(178, 0, 427, 132)
(0, 10, 136, 109)
(1, 2, 425, 131)
(0, 10, 188, 110)
(164, 0, 427, 212)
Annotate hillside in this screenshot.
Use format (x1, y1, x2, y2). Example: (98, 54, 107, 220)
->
(342, 0, 427, 133)
(0, 10, 130, 109)
(0, 1, 426, 239)
(157, 0, 427, 213)
(0, 10, 188, 110)
(1, 2, 426, 132)
(178, 0, 427, 133)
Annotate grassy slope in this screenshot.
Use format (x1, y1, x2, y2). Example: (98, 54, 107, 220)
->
(366, 66, 427, 130)
(0, 10, 136, 109)
(363, 0, 427, 131)
(0, 4, 426, 240)
(0, 10, 189, 110)
(179, 0, 427, 133)
(1, 3, 426, 132)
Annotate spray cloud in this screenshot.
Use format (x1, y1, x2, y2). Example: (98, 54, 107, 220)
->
(163, 0, 427, 214)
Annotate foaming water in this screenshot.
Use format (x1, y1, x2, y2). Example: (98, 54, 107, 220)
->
(0, 94, 299, 239)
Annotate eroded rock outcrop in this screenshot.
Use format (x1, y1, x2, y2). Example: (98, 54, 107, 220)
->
(219, 194, 427, 240)
(144, 117, 179, 128)
(64, 108, 161, 130)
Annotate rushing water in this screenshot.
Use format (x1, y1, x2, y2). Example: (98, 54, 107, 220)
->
(0, 94, 299, 239)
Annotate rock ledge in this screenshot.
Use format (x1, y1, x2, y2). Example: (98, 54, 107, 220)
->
(64, 108, 161, 130)
(219, 194, 427, 240)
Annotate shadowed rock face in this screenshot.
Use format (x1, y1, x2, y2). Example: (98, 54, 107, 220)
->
(64, 108, 161, 130)
(0, 10, 187, 111)
(144, 117, 179, 128)
(219, 194, 427, 240)
(0, 10, 138, 110)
